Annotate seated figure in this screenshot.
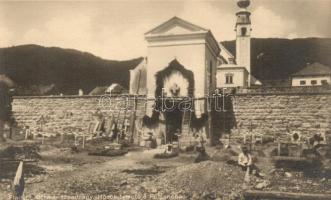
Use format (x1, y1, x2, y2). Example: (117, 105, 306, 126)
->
(238, 146, 262, 177)
(238, 146, 252, 170)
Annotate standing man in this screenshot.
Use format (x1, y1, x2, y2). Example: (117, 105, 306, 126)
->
(0, 72, 15, 142)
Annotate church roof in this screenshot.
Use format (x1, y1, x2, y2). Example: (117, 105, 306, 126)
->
(145, 16, 220, 56)
(292, 62, 331, 77)
(219, 43, 235, 64)
(145, 16, 208, 35)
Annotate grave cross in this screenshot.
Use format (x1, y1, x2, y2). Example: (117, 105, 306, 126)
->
(36, 115, 47, 132)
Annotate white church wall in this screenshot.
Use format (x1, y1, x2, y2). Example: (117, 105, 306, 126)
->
(205, 43, 218, 95)
(146, 43, 206, 98)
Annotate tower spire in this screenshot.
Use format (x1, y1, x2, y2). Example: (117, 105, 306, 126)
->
(235, 0, 251, 86)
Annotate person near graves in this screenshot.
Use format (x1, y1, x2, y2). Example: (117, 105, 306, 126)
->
(238, 146, 252, 169)
(238, 146, 261, 176)
(144, 132, 157, 149)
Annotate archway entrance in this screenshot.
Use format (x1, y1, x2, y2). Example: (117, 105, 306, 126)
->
(163, 99, 184, 143)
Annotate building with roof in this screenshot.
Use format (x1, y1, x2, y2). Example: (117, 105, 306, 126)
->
(144, 16, 220, 101)
(291, 62, 331, 86)
(130, 0, 257, 95)
(128, 0, 257, 143)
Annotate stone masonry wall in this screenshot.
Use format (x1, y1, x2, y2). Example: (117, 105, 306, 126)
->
(11, 88, 331, 143)
(225, 92, 331, 140)
(12, 95, 147, 138)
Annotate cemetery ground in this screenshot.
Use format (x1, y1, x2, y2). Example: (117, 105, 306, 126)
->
(0, 134, 331, 200)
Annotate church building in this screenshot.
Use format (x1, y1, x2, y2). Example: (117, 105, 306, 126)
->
(129, 0, 257, 144)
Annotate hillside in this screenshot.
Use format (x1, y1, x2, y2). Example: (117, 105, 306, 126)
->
(0, 38, 330, 95)
(0, 45, 143, 95)
(222, 38, 331, 85)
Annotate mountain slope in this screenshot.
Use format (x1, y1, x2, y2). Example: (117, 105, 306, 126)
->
(221, 38, 331, 84)
(0, 45, 143, 95)
(1, 38, 330, 95)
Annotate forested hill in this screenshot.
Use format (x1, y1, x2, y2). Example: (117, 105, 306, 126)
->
(0, 44, 143, 95)
(222, 38, 331, 85)
(0, 38, 330, 95)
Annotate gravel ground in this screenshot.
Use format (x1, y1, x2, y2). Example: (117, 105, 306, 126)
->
(1, 143, 331, 200)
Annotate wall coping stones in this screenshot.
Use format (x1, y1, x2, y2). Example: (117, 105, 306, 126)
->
(12, 85, 331, 100)
(232, 86, 331, 96)
(12, 94, 148, 99)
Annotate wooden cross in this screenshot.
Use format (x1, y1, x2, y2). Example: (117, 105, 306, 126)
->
(36, 115, 47, 132)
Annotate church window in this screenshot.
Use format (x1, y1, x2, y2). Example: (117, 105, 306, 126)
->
(225, 74, 233, 84)
(300, 80, 306, 85)
(241, 27, 247, 36)
(311, 80, 317, 85)
(209, 61, 213, 85)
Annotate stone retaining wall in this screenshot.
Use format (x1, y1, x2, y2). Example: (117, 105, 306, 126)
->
(219, 91, 331, 141)
(12, 95, 147, 138)
(12, 87, 331, 143)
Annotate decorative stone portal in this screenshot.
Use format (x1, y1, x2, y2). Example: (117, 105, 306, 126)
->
(143, 59, 209, 145)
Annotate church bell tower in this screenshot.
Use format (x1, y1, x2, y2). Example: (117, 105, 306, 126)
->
(235, 0, 251, 86)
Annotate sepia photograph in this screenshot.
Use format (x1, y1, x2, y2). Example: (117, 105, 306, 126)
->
(0, 0, 331, 199)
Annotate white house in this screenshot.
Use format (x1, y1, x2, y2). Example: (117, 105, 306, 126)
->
(291, 62, 331, 86)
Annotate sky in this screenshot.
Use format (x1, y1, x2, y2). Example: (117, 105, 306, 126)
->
(0, 0, 330, 60)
